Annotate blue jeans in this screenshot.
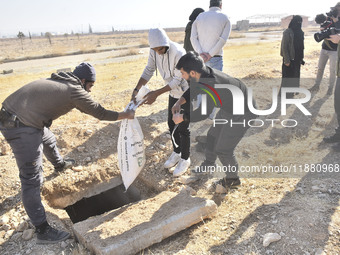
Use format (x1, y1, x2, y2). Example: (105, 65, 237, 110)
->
(206, 56, 223, 71)
(0, 126, 63, 226)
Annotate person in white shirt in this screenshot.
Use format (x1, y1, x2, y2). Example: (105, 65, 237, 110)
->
(131, 28, 191, 177)
(190, 0, 231, 71)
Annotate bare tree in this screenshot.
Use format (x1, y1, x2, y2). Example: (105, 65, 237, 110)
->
(45, 32, 52, 45)
(17, 31, 25, 50)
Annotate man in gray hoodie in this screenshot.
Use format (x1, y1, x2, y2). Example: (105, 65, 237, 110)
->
(0, 62, 134, 244)
(131, 28, 190, 177)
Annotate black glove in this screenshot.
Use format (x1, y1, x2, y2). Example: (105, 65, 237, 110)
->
(301, 60, 305, 65)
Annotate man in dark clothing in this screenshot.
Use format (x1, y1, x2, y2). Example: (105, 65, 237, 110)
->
(310, 8, 340, 95)
(184, 8, 204, 52)
(0, 62, 134, 244)
(280, 15, 305, 98)
(323, 30, 340, 147)
(172, 52, 257, 190)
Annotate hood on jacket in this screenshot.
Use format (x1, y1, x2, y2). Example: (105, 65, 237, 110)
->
(189, 8, 204, 21)
(148, 28, 170, 49)
(73, 62, 96, 82)
(50, 72, 82, 85)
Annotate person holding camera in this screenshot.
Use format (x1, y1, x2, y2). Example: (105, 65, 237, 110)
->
(310, 4, 340, 95)
(323, 32, 340, 146)
(280, 15, 305, 99)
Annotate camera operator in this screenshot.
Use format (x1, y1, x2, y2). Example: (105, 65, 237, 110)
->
(322, 29, 340, 147)
(310, 3, 340, 95)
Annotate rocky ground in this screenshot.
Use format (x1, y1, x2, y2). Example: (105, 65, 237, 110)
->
(0, 30, 339, 255)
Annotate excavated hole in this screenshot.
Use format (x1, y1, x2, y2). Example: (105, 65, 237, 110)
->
(64, 184, 141, 223)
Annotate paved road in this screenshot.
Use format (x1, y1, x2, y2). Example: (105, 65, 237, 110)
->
(0, 31, 284, 75)
(0, 48, 149, 75)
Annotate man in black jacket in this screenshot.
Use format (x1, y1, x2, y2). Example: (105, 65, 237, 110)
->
(172, 52, 257, 190)
(310, 4, 340, 95)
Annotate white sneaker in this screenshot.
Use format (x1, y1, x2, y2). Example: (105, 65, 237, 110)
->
(173, 158, 191, 177)
(164, 152, 181, 169)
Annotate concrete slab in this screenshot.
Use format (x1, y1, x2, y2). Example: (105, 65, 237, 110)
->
(73, 191, 217, 255)
(48, 176, 123, 208)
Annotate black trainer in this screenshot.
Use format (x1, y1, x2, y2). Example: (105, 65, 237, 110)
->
(54, 159, 76, 172)
(36, 225, 71, 244)
(223, 178, 241, 188)
(211, 177, 241, 191)
(323, 133, 340, 143)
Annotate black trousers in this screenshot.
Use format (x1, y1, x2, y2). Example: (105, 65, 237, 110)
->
(280, 59, 301, 98)
(205, 110, 256, 179)
(168, 96, 190, 160)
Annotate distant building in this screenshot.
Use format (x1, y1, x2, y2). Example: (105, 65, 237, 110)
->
(242, 14, 287, 28)
(281, 15, 309, 28)
(236, 20, 250, 31)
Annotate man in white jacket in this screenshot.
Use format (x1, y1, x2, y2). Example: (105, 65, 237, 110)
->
(131, 28, 190, 176)
(190, 0, 231, 71)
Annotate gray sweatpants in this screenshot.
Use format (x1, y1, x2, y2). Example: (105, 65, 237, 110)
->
(205, 109, 256, 179)
(314, 49, 337, 89)
(0, 126, 63, 226)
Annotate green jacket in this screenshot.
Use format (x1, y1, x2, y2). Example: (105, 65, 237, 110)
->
(184, 21, 194, 52)
(280, 28, 295, 65)
(2, 72, 119, 129)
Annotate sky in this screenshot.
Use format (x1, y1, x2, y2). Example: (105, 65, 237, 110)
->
(0, 0, 338, 37)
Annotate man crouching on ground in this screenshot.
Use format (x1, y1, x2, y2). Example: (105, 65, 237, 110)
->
(172, 52, 257, 191)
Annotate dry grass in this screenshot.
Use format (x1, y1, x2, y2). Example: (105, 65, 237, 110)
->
(0, 71, 52, 103)
(229, 31, 246, 39)
(0, 32, 147, 63)
(249, 26, 283, 32)
(0, 31, 187, 64)
(167, 31, 185, 44)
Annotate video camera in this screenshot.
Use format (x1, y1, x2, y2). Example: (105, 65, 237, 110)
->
(314, 27, 340, 42)
(314, 7, 340, 42)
